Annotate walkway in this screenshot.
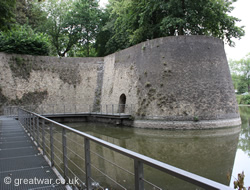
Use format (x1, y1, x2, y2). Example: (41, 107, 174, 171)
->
(0, 116, 66, 190)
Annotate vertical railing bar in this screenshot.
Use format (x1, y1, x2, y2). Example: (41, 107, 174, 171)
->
(84, 138, 92, 190)
(50, 123, 54, 167)
(26, 112, 29, 132)
(27, 113, 29, 133)
(62, 128, 68, 183)
(18, 108, 20, 121)
(23, 110, 25, 128)
(34, 115, 36, 138)
(32, 114, 35, 138)
(36, 116, 39, 146)
(42, 119, 45, 156)
(134, 159, 144, 190)
(29, 113, 32, 135)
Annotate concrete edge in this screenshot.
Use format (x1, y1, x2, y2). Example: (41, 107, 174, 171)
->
(133, 117, 242, 130)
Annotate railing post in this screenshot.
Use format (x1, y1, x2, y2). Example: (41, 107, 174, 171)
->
(134, 159, 144, 190)
(24, 111, 26, 129)
(106, 105, 108, 114)
(112, 104, 114, 115)
(50, 124, 54, 167)
(84, 138, 92, 190)
(26, 112, 28, 130)
(32, 115, 35, 138)
(18, 108, 20, 122)
(118, 104, 121, 115)
(31, 114, 33, 136)
(42, 119, 45, 156)
(62, 128, 68, 183)
(29, 113, 31, 134)
(36, 116, 39, 146)
(64, 105, 65, 114)
(26, 112, 28, 131)
(18, 108, 20, 121)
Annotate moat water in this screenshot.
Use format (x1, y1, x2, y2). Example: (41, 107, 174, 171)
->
(65, 106, 250, 189)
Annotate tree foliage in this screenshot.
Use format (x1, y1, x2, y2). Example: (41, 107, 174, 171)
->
(229, 53, 250, 94)
(104, 0, 245, 54)
(40, 0, 101, 57)
(39, 0, 75, 56)
(70, 0, 101, 57)
(15, 0, 47, 30)
(0, 0, 246, 57)
(0, 25, 50, 55)
(0, 0, 16, 31)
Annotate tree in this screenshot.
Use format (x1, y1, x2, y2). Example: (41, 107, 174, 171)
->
(40, 0, 101, 57)
(92, 6, 111, 57)
(0, 0, 16, 31)
(39, 0, 76, 56)
(229, 54, 250, 93)
(104, 0, 245, 54)
(15, 0, 47, 30)
(68, 0, 101, 57)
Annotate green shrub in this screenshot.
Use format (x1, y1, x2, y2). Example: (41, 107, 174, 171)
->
(240, 95, 250, 105)
(237, 95, 250, 105)
(0, 25, 50, 56)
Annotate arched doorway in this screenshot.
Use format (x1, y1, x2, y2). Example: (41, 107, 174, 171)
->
(118, 94, 126, 113)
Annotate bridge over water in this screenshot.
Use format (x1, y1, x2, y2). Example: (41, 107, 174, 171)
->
(0, 107, 234, 190)
(0, 117, 67, 189)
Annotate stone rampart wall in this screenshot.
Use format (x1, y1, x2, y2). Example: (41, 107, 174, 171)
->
(0, 53, 103, 113)
(0, 35, 241, 127)
(102, 36, 239, 122)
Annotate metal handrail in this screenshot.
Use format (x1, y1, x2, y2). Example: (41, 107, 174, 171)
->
(17, 107, 233, 190)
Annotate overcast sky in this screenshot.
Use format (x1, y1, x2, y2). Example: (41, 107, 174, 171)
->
(99, 0, 249, 61)
(224, 0, 250, 61)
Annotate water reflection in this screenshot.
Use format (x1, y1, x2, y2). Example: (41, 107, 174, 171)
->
(230, 106, 250, 188)
(66, 122, 241, 189)
(238, 106, 250, 157)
